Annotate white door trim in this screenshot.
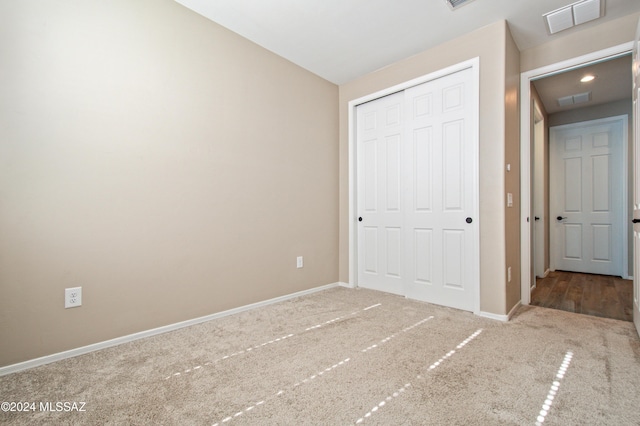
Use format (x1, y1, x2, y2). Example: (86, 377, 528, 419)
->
(633, 17, 640, 337)
(520, 42, 634, 305)
(348, 57, 480, 314)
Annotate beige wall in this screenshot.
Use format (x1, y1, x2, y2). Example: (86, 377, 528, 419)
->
(339, 21, 512, 315)
(0, 0, 339, 367)
(504, 25, 521, 313)
(548, 99, 632, 127)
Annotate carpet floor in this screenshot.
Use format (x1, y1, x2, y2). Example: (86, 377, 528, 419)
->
(1, 286, 639, 425)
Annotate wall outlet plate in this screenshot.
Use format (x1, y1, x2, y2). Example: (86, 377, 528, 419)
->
(65, 287, 82, 308)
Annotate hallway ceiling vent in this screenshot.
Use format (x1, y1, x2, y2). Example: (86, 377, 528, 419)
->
(543, 0, 605, 35)
(557, 91, 591, 107)
(445, 0, 476, 10)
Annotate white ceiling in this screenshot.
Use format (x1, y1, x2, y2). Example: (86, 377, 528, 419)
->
(174, 0, 640, 85)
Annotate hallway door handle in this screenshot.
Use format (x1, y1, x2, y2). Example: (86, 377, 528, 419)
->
(556, 216, 567, 221)
(633, 218, 640, 223)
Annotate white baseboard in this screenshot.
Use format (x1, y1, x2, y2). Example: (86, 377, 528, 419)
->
(507, 301, 522, 320)
(478, 311, 509, 322)
(478, 302, 521, 322)
(338, 281, 354, 289)
(0, 282, 341, 377)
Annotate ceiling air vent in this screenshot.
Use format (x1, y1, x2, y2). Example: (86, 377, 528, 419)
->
(445, 0, 476, 10)
(557, 92, 591, 107)
(544, 0, 605, 35)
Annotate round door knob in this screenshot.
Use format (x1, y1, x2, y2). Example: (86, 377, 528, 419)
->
(358, 217, 363, 222)
(466, 217, 473, 224)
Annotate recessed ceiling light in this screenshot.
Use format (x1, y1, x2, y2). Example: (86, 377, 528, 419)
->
(580, 75, 596, 82)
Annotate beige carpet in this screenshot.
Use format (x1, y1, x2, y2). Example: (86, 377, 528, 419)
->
(1, 287, 639, 425)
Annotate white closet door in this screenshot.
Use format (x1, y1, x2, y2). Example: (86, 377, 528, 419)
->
(356, 65, 479, 312)
(403, 67, 478, 311)
(356, 91, 405, 295)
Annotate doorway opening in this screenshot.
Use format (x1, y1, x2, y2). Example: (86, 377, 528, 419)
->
(520, 43, 634, 323)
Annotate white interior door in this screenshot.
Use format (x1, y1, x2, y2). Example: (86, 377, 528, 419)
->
(356, 91, 405, 295)
(356, 66, 479, 312)
(632, 18, 640, 336)
(403, 67, 478, 312)
(550, 117, 625, 276)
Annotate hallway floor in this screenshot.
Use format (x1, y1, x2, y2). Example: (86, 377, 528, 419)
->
(531, 271, 632, 322)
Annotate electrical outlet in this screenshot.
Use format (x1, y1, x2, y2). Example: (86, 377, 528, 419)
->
(296, 256, 304, 269)
(65, 287, 82, 309)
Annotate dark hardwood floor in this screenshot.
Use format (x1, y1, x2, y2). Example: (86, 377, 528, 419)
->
(531, 271, 633, 322)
